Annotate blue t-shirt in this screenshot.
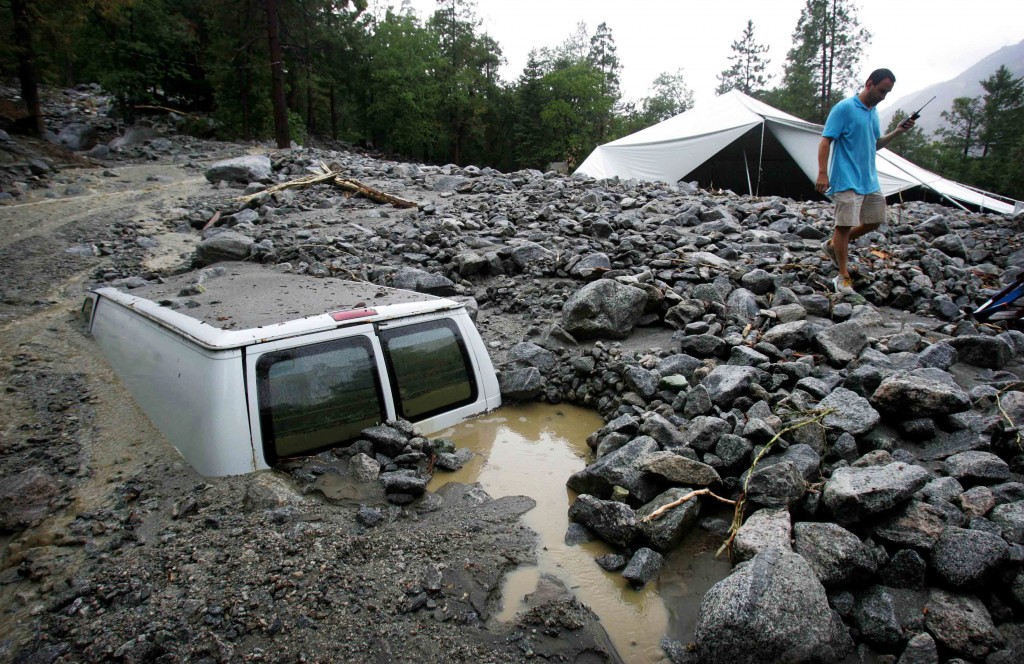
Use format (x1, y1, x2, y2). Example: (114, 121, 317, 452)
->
(822, 96, 880, 195)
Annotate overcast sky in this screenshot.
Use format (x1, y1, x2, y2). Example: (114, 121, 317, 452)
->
(385, 0, 1022, 113)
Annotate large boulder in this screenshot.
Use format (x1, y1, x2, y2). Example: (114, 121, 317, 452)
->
(814, 321, 868, 366)
(56, 122, 97, 151)
(637, 487, 702, 552)
(204, 155, 273, 184)
(733, 507, 792, 563)
(567, 494, 639, 548)
(870, 369, 971, 418)
(948, 335, 1014, 369)
(561, 280, 647, 340)
(387, 267, 458, 295)
(924, 589, 1004, 660)
(566, 436, 660, 503)
(793, 522, 877, 587)
(930, 527, 1010, 589)
(822, 462, 930, 525)
(694, 548, 853, 663)
(498, 367, 544, 400)
(943, 451, 1011, 484)
(194, 231, 255, 266)
(639, 451, 721, 487)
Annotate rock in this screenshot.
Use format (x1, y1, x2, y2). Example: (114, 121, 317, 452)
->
(823, 463, 930, 525)
(0, 467, 59, 529)
(499, 367, 544, 400)
(387, 267, 458, 295)
(870, 369, 970, 418)
(637, 487, 702, 552)
(958, 486, 995, 518)
(567, 494, 639, 548)
(733, 507, 792, 563)
(762, 320, 812, 351)
(852, 585, 904, 648)
(931, 527, 1010, 589)
(872, 500, 948, 550)
(622, 547, 665, 587)
(990, 501, 1024, 543)
(509, 241, 554, 271)
(56, 122, 97, 150)
(205, 155, 273, 184)
(639, 412, 689, 449)
(194, 231, 254, 265)
(700, 365, 763, 408)
(793, 522, 876, 587)
(623, 365, 659, 400)
(694, 548, 852, 663)
(943, 451, 1011, 484)
(561, 280, 647, 340)
(379, 471, 427, 496)
(243, 473, 302, 511)
(924, 589, 1003, 660)
(362, 424, 410, 457)
(678, 416, 730, 452)
(596, 554, 628, 572)
(880, 549, 927, 589)
(566, 436, 660, 503)
(820, 387, 880, 436)
(814, 321, 868, 366)
(349, 453, 381, 482)
(948, 335, 1014, 369)
(640, 451, 721, 486)
(917, 342, 957, 370)
(746, 461, 806, 508)
(897, 632, 938, 664)
(564, 523, 593, 545)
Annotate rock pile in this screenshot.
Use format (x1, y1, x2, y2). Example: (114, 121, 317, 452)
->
(28, 117, 1024, 662)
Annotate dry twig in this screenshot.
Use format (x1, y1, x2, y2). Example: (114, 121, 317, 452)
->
(640, 488, 736, 523)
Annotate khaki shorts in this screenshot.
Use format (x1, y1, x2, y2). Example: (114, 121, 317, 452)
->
(834, 190, 886, 228)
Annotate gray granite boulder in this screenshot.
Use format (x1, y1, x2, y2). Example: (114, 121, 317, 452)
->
(794, 522, 877, 587)
(621, 547, 665, 587)
(820, 387, 880, 436)
(990, 501, 1024, 543)
(948, 335, 1014, 369)
(924, 589, 1003, 660)
(814, 321, 868, 366)
(640, 451, 721, 487)
(566, 436, 660, 503)
(733, 507, 792, 563)
(931, 526, 1010, 589)
(746, 460, 807, 508)
(823, 462, 931, 525)
(872, 500, 948, 550)
(567, 494, 639, 548)
(700, 365, 764, 408)
(637, 487, 702, 552)
(205, 155, 273, 183)
(943, 451, 1011, 484)
(870, 369, 971, 417)
(498, 367, 544, 400)
(561, 280, 647, 340)
(194, 231, 255, 266)
(694, 548, 853, 663)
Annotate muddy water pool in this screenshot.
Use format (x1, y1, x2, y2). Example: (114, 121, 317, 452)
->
(427, 402, 732, 663)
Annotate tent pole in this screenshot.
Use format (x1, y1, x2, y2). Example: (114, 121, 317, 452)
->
(757, 121, 766, 197)
(743, 149, 753, 196)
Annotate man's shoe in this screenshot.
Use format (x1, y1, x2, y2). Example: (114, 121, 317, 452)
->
(824, 239, 838, 267)
(832, 275, 855, 295)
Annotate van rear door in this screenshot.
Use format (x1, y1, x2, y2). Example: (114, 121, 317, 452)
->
(245, 325, 393, 466)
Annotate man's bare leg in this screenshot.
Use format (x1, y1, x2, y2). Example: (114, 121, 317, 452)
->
(832, 226, 853, 278)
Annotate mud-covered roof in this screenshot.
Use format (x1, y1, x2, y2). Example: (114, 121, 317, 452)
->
(128, 262, 441, 330)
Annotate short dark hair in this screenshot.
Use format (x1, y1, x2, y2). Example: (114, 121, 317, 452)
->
(868, 68, 896, 85)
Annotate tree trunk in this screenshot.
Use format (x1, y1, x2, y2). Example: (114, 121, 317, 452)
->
(329, 83, 338, 140)
(265, 0, 290, 148)
(11, 0, 46, 136)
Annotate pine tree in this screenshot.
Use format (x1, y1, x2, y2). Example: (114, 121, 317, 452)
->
(716, 20, 770, 97)
(778, 0, 870, 121)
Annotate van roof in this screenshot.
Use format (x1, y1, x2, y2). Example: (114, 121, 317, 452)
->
(93, 262, 463, 350)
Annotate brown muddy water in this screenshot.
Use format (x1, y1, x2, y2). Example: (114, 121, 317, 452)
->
(427, 403, 733, 663)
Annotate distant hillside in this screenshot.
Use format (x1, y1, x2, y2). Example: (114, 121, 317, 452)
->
(881, 39, 1024, 136)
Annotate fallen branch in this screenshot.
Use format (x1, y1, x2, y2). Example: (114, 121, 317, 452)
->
(716, 407, 834, 558)
(235, 166, 418, 209)
(640, 488, 735, 523)
(134, 104, 202, 120)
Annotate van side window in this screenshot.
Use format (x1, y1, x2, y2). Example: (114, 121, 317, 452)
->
(256, 336, 384, 461)
(380, 319, 477, 420)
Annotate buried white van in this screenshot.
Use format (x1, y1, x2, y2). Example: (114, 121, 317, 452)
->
(83, 263, 501, 476)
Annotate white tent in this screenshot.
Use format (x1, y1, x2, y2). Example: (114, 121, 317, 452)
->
(575, 90, 1019, 215)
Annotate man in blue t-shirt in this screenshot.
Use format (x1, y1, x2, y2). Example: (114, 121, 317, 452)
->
(815, 68, 914, 294)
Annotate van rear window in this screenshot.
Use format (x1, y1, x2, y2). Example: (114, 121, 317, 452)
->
(256, 336, 384, 460)
(380, 319, 477, 420)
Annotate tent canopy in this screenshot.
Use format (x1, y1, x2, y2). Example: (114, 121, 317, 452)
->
(575, 90, 1019, 215)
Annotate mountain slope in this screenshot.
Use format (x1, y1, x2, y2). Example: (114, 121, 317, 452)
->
(881, 39, 1024, 135)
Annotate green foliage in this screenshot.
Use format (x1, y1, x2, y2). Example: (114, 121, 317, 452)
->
(773, 0, 870, 121)
(639, 70, 694, 124)
(716, 20, 771, 96)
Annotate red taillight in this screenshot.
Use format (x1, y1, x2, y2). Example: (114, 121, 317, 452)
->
(330, 308, 377, 322)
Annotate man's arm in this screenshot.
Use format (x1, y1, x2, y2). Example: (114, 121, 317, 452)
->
(815, 136, 832, 193)
(876, 117, 915, 150)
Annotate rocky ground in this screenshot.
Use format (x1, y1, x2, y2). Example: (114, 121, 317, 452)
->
(2, 85, 1024, 663)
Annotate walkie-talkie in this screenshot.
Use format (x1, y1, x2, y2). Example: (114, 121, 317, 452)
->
(901, 96, 936, 128)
